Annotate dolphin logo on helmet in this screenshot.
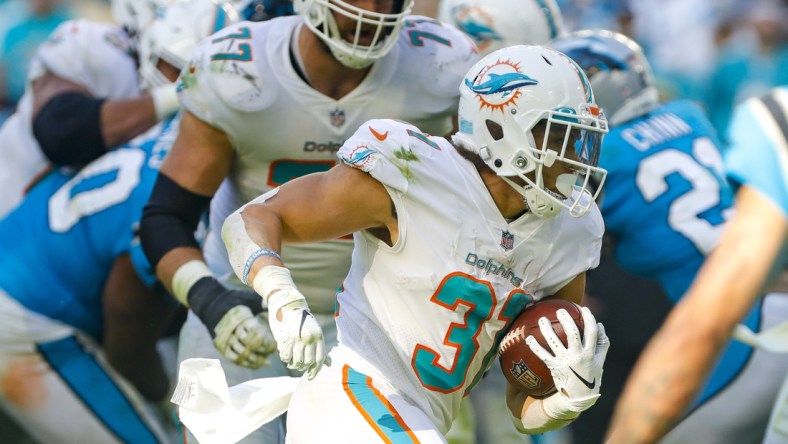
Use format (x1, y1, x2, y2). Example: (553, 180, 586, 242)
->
(465, 72, 538, 96)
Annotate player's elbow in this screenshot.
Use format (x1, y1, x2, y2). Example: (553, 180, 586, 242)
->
(33, 92, 107, 166)
(139, 173, 211, 271)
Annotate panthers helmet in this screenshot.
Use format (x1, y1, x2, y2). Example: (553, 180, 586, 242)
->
(455, 45, 608, 218)
(551, 29, 659, 126)
(111, 0, 166, 37)
(293, 0, 413, 69)
(438, 0, 564, 56)
(138, 0, 246, 88)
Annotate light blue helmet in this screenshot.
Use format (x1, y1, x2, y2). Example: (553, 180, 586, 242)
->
(551, 29, 659, 126)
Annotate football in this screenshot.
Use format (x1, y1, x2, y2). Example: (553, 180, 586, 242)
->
(498, 299, 585, 398)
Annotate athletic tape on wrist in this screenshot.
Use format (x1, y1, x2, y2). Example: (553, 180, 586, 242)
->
(542, 390, 597, 418)
(251, 265, 304, 309)
(151, 83, 179, 120)
(172, 260, 213, 306)
(242, 249, 282, 285)
(517, 396, 577, 434)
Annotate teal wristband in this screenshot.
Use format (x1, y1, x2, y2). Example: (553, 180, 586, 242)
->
(242, 248, 281, 285)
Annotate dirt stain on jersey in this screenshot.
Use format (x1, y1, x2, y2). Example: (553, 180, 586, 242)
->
(1, 354, 48, 409)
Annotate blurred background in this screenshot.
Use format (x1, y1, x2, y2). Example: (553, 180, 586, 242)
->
(0, 1, 784, 443)
(1, 0, 785, 137)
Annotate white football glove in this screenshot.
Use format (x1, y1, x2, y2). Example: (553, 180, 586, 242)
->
(213, 306, 276, 369)
(526, 306, 610, 417)
(253, 266, 330, 379)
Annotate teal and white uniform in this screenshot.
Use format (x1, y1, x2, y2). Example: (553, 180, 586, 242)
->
(285, 119, 603, 442)
(174, 14, 479, 443)
(0, 20, 138, 217)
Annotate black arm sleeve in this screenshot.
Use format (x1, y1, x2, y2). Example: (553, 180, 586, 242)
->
(32, 91, 107, 166)
(140, 173, 212, 270)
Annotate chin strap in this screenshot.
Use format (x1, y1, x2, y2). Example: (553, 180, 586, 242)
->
(501, 176, 561, 218)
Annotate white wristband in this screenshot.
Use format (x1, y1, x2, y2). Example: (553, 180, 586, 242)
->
(150, 83, 179, 120)
(171, 260, 213, 306)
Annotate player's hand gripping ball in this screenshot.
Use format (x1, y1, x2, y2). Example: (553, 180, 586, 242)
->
(498, 299, 585, 397)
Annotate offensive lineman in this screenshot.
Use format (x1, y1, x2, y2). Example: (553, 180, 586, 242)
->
(139, 0, 478, 441)
(0, 0, 177, 217)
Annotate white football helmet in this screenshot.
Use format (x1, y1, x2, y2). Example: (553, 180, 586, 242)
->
(438, 0, 564, 56)
(455, 45, 608, 218)
(111, 0, 166, 37)
(551, 30, 659, 126)
(138, 0, 246, 88)
(293, 0, 414, 69)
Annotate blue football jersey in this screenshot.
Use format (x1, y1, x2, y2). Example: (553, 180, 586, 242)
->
(0, 118, 177, 340)
(599, 100, 768, 408)
(600, 100, 734, 302)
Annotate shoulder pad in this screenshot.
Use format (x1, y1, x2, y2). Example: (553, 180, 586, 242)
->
(30, 20, 136, 95)
(338, 119, 444, 193)
(399, 16, 479, 100)
(179, 21, 276, 115)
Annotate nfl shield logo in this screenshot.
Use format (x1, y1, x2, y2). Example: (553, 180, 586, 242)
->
(500, 230, 514, 251)
(511, 360, 541, 390)
(330, 108, 346, 127)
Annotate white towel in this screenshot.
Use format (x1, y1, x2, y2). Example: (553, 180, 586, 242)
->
(733, 320, 788, 354)
(171, 358, 300, 444)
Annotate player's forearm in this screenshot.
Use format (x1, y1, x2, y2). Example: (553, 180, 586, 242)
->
(100, 94, 168, 148)
(606, 304, 726, 443)
(506, 385, 577, 435)
(223, 199, 285, 289)
(155, 246, 206, 296)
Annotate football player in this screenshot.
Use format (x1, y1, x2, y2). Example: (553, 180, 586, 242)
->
(0, 115, 180, 444)
(437, 2, 566, 442)
(0, 0, 176, 217)
(438, 0, 564, 56)
(0, 2, 253, 442)
(138, 1, 478, 441)
(220, 44, 610, 442)
(552, 31, 788, 442)
(608, 86, 788, 443)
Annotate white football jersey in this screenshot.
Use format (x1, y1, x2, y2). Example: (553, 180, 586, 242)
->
(0, 20, 139, 217)
(334, 119, 603, 432)
(183, 16, 479, 312)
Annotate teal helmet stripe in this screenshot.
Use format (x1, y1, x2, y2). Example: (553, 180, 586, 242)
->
(213, 5, 228, 33)
(534, 0, 559, 39)
(571, 61, 594, 103)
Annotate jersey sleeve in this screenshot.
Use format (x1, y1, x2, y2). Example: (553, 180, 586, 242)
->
(725, 89, 788, 218)
(177, 22, 277, 136)
(338, 119, 439, 194)
(29, 20, 138, 98)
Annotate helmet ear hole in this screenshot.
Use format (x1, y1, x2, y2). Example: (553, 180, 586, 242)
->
(485, 120, 504, 141)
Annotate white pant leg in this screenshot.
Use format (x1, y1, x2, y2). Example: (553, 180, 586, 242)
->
(661, 293, 788, 444)
(0, 290, 172, 444)
(286, 346, 446, 444)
